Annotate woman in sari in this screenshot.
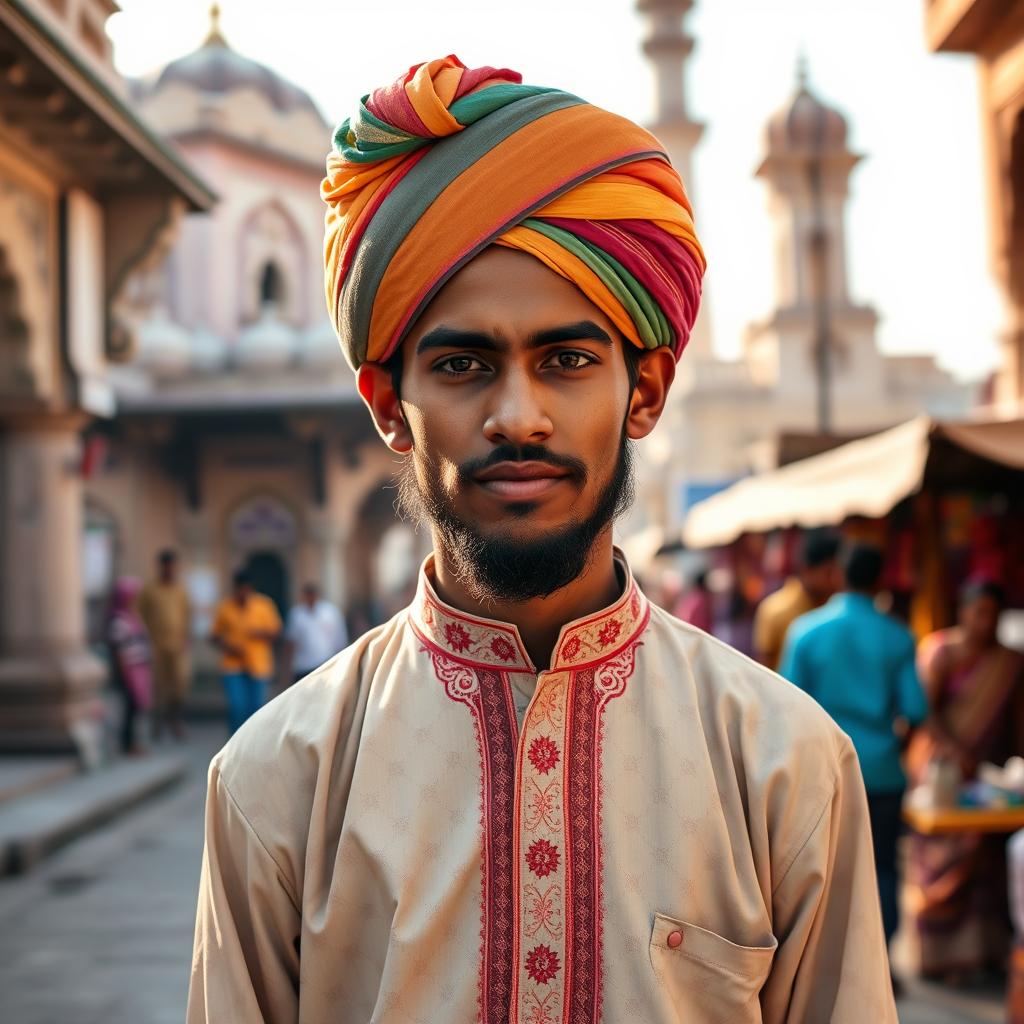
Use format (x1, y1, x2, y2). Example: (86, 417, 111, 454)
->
(908, 580, 1024, 980)
(106, 577, 154, 755)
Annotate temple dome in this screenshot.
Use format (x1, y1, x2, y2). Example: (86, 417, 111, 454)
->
(137, 306, 191, 377)
(235, 304, 298, 371)
(298, 319, 342, 368)
(152, 5, 322, 120)
(766, 62, 848, 153)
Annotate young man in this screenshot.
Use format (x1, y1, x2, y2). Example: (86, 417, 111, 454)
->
(284, 582, 348, 684)
(188, 57, 895, 1023)
(138, 549, 191, 739)
(208, 570, 282, 735)
(780, 544, 927, 966)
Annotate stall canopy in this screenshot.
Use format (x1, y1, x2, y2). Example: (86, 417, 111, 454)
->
(682, 416, 1024, 549)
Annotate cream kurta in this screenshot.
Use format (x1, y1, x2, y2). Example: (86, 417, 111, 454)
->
(188, 556, 896, 1023)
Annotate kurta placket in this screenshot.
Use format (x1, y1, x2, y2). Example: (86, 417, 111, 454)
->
(410, 562, 650, 1024)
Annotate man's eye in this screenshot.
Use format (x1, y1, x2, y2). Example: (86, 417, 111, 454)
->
(436, 355, 484, 375)
(550, 351, 595, 371)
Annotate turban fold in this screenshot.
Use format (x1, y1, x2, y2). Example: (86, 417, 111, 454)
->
(322, 56, 705, 369)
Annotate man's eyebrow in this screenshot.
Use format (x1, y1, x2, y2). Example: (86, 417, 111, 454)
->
(415, 328, 503, 355)
(528, 321, 612, 348)
(415, 320, 612, 356)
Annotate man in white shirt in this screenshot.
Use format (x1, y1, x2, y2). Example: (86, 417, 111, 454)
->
(283, 583, 348, 684)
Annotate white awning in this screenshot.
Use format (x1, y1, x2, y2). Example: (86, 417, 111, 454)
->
(682, 415, 1024, 549)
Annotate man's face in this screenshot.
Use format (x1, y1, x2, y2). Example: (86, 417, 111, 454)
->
(366, 248, 667, 602)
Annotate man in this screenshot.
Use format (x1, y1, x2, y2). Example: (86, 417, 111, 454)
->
(189, 57, 895, 1023)
(209, 569, 282, 735)
(780, 543, 927, 965)
(284, 582, 348, 684)
(138, 549, 191, 739)
(753, 529, 840, 670)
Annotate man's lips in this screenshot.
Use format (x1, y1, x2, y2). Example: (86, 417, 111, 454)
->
(472, 461, 572, 500)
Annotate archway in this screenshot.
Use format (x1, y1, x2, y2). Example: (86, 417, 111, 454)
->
(242, 549, 289, 619)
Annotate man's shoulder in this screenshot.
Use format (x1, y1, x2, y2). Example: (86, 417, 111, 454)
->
(650, 605, 846, 744)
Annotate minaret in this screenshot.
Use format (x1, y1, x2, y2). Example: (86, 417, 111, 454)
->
(637, 0, 712, 358)
(746, 62, 880, 420)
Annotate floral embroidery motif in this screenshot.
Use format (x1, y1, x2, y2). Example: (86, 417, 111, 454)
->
(445, 622, 471, 653)
(527, 735, 559, 775)
(561, 636, 582, 662)
(525, 944, 560, 985)
(525, 838, 560, 878)
(523, 990, 560, 1024)
(491, 635, 516, 662)
(524, 777, 561, 833)
(597, 619, 621, 647)
(524, 882, 563, 939)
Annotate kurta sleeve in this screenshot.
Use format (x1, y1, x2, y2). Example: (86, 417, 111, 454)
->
(187, 756, 301, 1024)
(760, 737, 897, 1023)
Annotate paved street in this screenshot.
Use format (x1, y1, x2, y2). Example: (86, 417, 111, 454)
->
(0, 723, 1006, 1023)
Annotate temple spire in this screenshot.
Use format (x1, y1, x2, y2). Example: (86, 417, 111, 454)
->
(203, 3, 227, 47)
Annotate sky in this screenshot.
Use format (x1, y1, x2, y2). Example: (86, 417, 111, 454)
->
(108, 0, 1001, 382)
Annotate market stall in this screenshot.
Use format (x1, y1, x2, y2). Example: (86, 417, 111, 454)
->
(681, 415, 1024, 638)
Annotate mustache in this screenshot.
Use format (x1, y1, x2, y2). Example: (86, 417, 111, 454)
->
(457, 444, 588, 484)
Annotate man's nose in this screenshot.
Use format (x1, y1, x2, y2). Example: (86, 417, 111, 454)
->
(482, 367, 553, 446)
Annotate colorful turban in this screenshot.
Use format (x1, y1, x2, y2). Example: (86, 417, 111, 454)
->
(322, 55, 705, 370)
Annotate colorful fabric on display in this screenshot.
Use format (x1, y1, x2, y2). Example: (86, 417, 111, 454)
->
(321, 55, 706, 369)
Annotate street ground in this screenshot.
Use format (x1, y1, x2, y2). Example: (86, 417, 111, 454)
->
(0, 723, 1005, 1023)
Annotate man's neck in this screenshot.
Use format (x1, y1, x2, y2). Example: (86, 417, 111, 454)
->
(429, 529, 622, 670)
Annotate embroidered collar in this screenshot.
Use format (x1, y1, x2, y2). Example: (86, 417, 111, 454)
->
(408, 549, 650, 673)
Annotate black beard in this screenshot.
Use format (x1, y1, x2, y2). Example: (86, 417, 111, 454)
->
(397, 432, 635, 603)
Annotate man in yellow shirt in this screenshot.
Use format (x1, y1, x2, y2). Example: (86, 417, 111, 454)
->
(138, 549, 191, 740)
(209, 570, 282, 734)
(753, 531, 840, 670)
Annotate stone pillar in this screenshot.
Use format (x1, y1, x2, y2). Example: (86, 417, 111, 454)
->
(0, 418, 106, 755)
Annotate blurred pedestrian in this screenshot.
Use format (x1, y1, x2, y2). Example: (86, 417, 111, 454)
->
(138, 548, 191, 740)
(106, 577, 153, 755)
(781, 544, 927, 965)
(907, 580, 1024, 982)
(209, 570, 282, 735)
(753, 530, 840, 670)
(284, 583, 348, 684)
(673, 568, 713, 633)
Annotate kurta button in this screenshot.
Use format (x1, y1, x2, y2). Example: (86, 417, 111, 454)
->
(667, 929, 683, 949)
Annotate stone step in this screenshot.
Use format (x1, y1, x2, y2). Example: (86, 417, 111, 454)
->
(0, 753, 187, 876)
(0, 757, 78, 807)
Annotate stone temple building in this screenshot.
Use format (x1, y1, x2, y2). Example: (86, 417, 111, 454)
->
(0, 0, 214, 750)
(629, 0, 974, 541)
(83, 10, 418, 678)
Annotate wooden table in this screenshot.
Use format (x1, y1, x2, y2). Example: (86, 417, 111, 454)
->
(903, 805, 1024, 835)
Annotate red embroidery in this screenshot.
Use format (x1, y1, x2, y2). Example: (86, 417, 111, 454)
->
(524, 882, 564, 940)
(445, 622, 472, 653)
(426, 651, 516, 1024)
(597, 619, 621, 647)
(561, 636, 582, 662)
(525, 839, 560, 878)
(525, 944, 560, 985)
(490, 635, 516, 661)
(527, 735, 559, 775)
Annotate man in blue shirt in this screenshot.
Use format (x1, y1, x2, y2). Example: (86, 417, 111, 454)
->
(781, 543, 927, 956)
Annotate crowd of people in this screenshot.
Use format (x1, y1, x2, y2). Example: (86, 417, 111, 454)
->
(672, 532, 1024, 990)
(104, 551, 349, 751)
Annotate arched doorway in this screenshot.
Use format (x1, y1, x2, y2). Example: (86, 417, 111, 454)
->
(227, 494, 297, 617)
(242, 549, 288, 619)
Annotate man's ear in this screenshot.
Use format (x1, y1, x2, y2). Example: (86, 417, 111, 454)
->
(625, 347, 676, 440)
(357, 362, 413, 454)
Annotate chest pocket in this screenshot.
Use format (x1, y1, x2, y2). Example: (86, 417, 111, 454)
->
(649, 911, 777, 1024)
